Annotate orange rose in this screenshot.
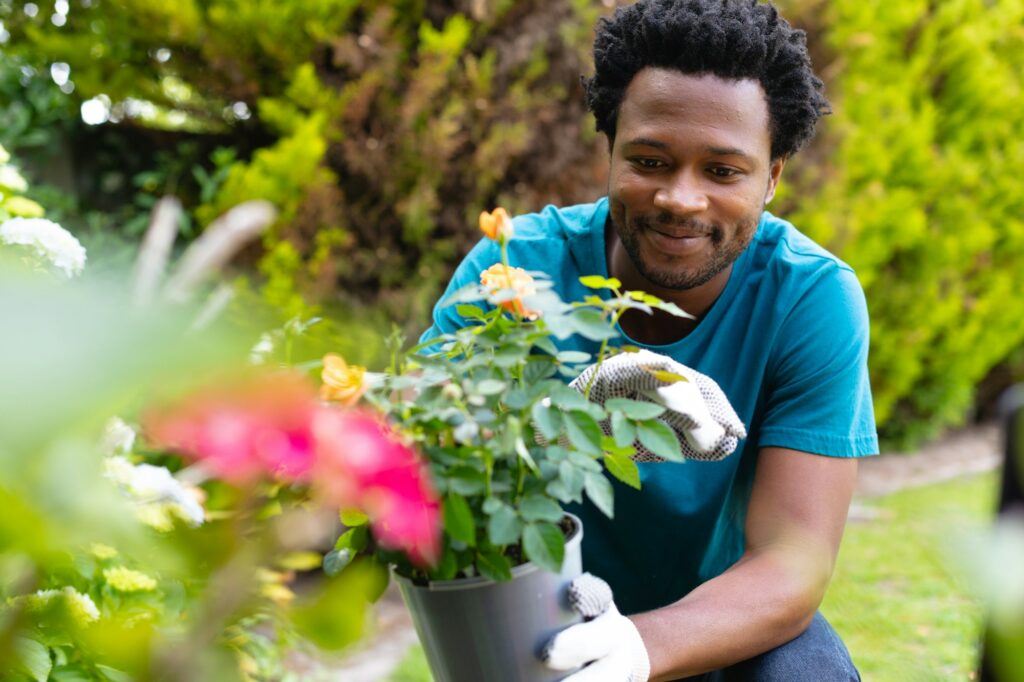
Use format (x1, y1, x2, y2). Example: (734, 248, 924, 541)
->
(479, 207, 514, 242)
(480, 263, 540, 319)
(320, 354, 368, 406)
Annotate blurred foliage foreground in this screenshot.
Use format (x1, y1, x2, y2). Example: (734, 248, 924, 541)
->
(0, 196, 421, 680)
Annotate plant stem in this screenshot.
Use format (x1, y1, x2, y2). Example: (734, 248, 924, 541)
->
(582, 307, 626, 400)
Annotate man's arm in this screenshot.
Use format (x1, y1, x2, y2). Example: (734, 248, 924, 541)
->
(631, 447, 858, 681)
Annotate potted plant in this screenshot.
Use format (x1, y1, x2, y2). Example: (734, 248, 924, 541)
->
(319, 208, 691, 681)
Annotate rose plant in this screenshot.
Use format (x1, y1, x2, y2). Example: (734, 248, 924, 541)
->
(320, 208, 693, 583)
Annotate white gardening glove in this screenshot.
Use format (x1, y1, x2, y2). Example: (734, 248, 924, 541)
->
(570, 349, 746, 462)
(541, 573, 650, 682)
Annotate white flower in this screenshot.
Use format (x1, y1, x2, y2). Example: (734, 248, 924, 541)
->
(0, 217, 87, 278)
(0, 165, 27, 193)
(30, 587, 100, 626)
(101, 416, 136, 455)
(249, 332, 275, 365)
(104, 456, 205, 529)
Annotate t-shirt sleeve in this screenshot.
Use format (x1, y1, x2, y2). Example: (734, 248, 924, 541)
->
(758, 265, 879, 457)
(418, 237, 502, 346)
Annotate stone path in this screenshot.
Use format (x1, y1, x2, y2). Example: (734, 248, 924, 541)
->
(330, 422, 1005, 681)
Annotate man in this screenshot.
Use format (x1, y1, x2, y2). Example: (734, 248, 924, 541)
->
(422, 0, 877, 679)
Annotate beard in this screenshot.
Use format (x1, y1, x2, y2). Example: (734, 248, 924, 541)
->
(612, 210, 758, 291)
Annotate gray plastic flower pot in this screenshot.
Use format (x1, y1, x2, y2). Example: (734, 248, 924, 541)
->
(395, 513, 583, 682)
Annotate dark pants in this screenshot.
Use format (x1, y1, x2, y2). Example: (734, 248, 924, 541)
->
(679, 613, 860, 682)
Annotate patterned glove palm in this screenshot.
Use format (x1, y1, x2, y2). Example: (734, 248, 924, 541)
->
(570, 349, 746, 462)
(541, 573, 650, 681)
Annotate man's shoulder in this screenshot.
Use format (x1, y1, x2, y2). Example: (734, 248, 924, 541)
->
(751, 212, 858, 284)
(510, 198, 608, 241)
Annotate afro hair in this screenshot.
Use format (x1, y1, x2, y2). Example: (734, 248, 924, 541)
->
(585, 0, 830, 159)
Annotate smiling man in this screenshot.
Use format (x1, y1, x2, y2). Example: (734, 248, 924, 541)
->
(422, 1, 877, 680)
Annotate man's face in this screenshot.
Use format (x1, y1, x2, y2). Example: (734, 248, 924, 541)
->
(608, 68, 784, 291)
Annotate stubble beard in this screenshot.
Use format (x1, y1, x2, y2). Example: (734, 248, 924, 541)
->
(613, 211, 758, 291)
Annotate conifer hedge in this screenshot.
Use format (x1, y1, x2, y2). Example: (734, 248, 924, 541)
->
(5, 0, 1024, 445)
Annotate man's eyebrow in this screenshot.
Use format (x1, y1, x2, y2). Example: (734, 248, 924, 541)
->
(622, 138, 756, 161)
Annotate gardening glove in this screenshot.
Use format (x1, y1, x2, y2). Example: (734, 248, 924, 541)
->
(541, 573, 650, 682)
(570, 349, 746, 462)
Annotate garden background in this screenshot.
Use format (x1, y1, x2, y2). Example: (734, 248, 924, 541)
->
(2, 0, 1023, 680)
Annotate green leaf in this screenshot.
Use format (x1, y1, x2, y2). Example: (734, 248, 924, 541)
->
(487, 505, 523, 546)
(563, 410, 603, 455)
(531, 401, 562, 440)
(430, 548, 458, 581)
(640, 294, 695, 319)
(519, 494, 564, 523)
(546, 478, 574, 502)
(579, 275, 622, 290)
(604, 451, 641, 490)
(611, 411, 637, 447)
(455, 304, 486, 319)
(448, 467, 487, 496)
(14, 638, 50, 682)
(443, 495, 476, 546)
(605, 398, 666, 420)
(559, 460, 584, 497)
(637, 419, 684, 462)
(640, 366, 690, 384)
(340, 509, 369, 526)
(556, 350, 592, 364)
(570, 309, 618, 341)
(523, 357, 557, 383)
(323, 548, 355, 577)
(548, 383, 590, 411)
(476, 549, 513, 582)
(523, 522, 565, 573)
(335, 526, 369, 552)
(584, 472, 615, 518)
(475, 379, 507, 395)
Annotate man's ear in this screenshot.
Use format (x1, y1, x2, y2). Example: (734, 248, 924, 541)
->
(764, 156, 787, 205)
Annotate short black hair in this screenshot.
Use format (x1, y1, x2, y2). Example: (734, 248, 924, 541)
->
(585, 0, 830, 160)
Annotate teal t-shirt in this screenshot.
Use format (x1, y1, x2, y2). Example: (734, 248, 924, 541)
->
(421, 198, 878, 614)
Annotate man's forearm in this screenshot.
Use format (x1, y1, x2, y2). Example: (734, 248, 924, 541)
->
(630, 542, 832, 681)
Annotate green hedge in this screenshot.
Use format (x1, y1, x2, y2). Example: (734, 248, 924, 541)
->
(7, 0, 1024, 445)
(776, 0, 1024, 444)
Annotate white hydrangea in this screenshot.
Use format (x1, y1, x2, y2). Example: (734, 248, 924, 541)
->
(0, 164, 27, 193)
(30, 587, 100, 626)
(0, 217, 87, 278)
(100, 416, 136, 455)
(104, 456, 205, 529)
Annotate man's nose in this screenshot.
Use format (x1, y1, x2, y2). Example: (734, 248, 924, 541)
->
(652, 170, 709, 215)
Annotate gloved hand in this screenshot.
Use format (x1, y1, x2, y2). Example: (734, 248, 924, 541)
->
(570, 349, 746, 462)
(541, 573, 650, 682)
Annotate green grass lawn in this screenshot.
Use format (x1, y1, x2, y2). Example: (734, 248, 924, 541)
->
(390, 472, 998, 681)
(823, 472, 996, 681)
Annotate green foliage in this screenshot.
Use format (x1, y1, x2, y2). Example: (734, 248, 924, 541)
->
(775, 0, 1024, 445)
(3, 0, 611, 335)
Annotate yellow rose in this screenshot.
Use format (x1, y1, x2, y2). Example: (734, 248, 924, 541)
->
(320, 354, 368, 406)
(479, 207, 514, 242)
(480, 263, 540, 319)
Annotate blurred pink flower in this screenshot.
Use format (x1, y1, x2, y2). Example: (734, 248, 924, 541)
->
(144, 373, 318, 485)
(314, 410, 441, 567)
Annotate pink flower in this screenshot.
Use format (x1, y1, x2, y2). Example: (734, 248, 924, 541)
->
(144, 373, 318, 485)
(314, 410, 441, 567)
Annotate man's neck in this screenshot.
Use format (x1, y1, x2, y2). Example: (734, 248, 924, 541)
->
(605, 220, 732, 345)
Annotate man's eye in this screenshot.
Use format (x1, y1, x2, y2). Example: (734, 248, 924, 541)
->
(632, 158, 664, 170)
(708, 167, 740, 178)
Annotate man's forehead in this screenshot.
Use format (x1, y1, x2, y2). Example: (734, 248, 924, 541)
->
(616, 68, 772, 152)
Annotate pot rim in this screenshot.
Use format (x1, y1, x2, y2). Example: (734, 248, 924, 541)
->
(394, 512, 582, 592)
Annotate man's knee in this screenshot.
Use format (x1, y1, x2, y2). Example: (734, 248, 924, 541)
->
(721, 613, 860, 682)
